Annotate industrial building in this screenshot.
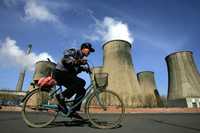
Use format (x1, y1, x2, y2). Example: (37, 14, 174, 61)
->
(2, 42, 200, 109)
(137, 71, 159, 107)
(0, 90, 26, 105)
(102, 40, 145, 107)
(166, 51, 200, 108)
(27, 61, 56, 106)
(16, 44, 32, 92)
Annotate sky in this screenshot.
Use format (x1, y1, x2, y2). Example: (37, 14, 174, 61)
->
(0, 0, 200, 96)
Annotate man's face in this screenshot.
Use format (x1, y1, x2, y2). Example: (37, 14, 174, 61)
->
(81, 48, 90, 56)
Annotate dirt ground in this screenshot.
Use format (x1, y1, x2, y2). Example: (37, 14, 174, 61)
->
(125, 107, 200, 113)
(1, 105, 200, 113)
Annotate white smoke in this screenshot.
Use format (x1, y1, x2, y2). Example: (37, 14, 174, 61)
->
(90, 16, 134, 44)
(0, 37, 55, 71)
(23, 0, 58, 23)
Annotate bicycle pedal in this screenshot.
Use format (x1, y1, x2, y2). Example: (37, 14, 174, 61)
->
(47, 109, 56, 114)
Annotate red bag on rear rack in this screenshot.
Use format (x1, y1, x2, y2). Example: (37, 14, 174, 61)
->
(38, 76, 57, 89)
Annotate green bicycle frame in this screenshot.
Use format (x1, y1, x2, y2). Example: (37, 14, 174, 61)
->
(44, 63, 105, 112)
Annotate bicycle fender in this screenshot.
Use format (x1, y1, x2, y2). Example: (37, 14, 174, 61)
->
(21, 86, 39, 103)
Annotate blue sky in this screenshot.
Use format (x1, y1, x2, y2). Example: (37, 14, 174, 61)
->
(0, 0, 200, 96)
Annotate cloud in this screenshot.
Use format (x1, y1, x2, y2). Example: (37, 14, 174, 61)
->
(87, 16, 134, 44)
(22, 0, 70, 38)
(3, 0, 18, 7)
(23, 0, 58, 23)
(0, 37, 55, 71)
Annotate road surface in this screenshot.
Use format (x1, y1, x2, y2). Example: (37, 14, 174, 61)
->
(0, 112, 200, 133)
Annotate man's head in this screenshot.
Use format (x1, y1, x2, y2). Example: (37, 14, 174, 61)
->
(80, 42, 95, 56)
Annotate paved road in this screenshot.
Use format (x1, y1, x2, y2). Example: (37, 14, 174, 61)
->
(0, 112, 200, 133)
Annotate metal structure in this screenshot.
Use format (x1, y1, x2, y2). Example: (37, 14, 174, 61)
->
(137, 71, 158, 107)
(103, 40, 144, 107)
(16, 44, 32, 92)
(93, 66, 103, 74)
(166, 51, 200, 100)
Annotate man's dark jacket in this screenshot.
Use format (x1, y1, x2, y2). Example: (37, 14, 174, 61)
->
(56, 48, 86, 75)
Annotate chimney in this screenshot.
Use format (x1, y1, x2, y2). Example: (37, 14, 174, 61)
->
(16, 44, 32, 92)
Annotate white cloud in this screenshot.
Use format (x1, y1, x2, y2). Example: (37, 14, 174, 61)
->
(22, 0, 69, 38)
(0, 37, 55, 71)
(88, 16, 134, 44)
(23, 0, 58, 23)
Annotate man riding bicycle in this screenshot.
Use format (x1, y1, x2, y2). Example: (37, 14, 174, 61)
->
(53, 42, 95, 120)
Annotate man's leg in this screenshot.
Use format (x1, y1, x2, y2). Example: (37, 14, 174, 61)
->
(65, 77, 86, 120)
(52, 69, 69, 113)
(62, 76, 86, 110)
(71, 77, 86, 112)
(59, 76, 86, 120)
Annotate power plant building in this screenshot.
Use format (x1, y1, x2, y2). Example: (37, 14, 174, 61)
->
(166, 51, 200, 108)
(8, 40, 200, 109)
(15, 44, 32, 92)
(102, 40, 144, 107)
(28, 61, 56, 106)
(137, 71, 159, 107)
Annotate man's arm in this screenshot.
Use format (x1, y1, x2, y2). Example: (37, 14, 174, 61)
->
(77, 65, 91, 73)
(61, 49, 77, 67)
(61, 49, 88, 68)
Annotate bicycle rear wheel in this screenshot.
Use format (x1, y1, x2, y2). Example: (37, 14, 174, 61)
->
(85, 90, 125, 129)
(21, 88, 58, 127)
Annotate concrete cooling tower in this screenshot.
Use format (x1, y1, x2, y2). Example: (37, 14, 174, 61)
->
(32, 61, 56, 81)
(103, 40, 144, 107)
(28, 61, 56, 106)
(166, 51, 200, 107)
(137, 71, 158, 107)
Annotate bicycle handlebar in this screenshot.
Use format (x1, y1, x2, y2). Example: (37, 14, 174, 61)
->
(86, 62, 93, 80)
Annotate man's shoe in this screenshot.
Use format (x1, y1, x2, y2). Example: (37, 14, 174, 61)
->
(57, 105, 68, 114)
(69, 112, 84, 120)
(56, 94, 68, 114)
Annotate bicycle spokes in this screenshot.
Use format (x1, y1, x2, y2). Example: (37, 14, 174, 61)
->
(86, 90, 125, 129)
(21, 89, 58, 128)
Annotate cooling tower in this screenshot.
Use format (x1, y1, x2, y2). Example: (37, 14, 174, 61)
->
(28, 61, 56, 106)
(103, 40, 143, 107)
(32, 61, 56, 81)
(166, 51, 200, 100)
(154, 89, 164, 107)
(137, 71, 158, 106)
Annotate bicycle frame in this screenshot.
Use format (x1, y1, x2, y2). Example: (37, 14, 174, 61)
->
(21, 61, 124, 129)
(44, 63, 103, 113)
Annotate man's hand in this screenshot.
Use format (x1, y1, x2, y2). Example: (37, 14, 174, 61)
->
(74, 59, 87, 65)
(81, 66, 91, 73)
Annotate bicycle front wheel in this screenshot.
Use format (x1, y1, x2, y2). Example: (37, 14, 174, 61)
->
(85, 90, 125, 129)
(21, 88, 58, 128)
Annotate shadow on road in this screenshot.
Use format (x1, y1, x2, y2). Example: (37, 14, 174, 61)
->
(151, 119, 200, 132)
(136, 117, 200, 132)
(45, 119, 122, 129)
(46, 119, 90, 128)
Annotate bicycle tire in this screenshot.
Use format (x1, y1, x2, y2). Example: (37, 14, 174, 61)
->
(21, 88, 58, 128)
(85, 89, 125, 129)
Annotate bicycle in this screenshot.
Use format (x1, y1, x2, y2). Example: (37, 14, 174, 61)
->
(21, 62, 125, 129)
